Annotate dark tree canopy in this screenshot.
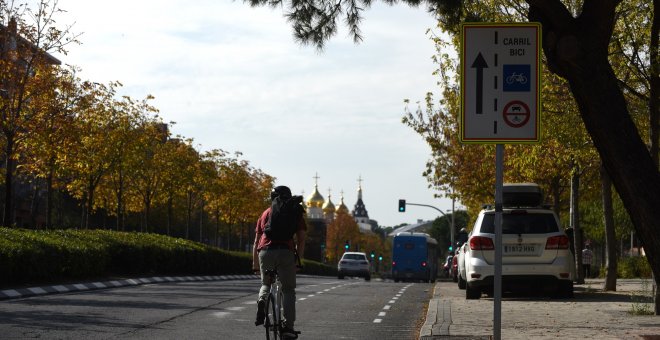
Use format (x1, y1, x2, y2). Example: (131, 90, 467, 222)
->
(244, 0, 461, 49)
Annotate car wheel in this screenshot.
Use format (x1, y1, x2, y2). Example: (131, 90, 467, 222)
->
(338, 274, 344, 279)
(364, 275, 371, 281)
(457, 273, 466, 290)
(466, 283, 481, 300)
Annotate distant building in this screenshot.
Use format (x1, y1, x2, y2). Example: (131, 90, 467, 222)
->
(302, 173, 379, 261)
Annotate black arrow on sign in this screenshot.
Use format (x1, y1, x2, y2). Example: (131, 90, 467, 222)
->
(471, 53, 488, 114)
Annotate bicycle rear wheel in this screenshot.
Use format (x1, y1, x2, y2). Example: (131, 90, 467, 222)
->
(264, 294, 278, 340)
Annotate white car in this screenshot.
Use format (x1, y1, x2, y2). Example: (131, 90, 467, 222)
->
(461, 183, 574, 299)
(338, 252, 371, 281)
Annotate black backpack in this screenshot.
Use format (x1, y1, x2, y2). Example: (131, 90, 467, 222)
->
(264, 195, 304, 241)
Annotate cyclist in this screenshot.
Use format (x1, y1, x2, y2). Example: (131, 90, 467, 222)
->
(252, 185, 306, 339)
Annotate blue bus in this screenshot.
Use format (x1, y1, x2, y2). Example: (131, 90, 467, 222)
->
(391, 232, 438, 282)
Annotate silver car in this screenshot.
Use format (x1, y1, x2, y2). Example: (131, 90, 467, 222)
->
(338, 252, 371, 281)
(462, 184, 574, 299)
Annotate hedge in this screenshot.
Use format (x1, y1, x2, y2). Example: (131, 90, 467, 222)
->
(0, 227, 337, 287)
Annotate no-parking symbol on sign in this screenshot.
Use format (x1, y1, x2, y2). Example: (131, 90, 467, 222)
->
(460, 23, 541, 144)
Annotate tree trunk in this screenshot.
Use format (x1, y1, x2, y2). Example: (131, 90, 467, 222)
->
(551, 175, 561, 219)
(601, 163, 617, 291)
(167, 196, 173, 236)
(186, 191, 192, 239)
(529, 0, 660, 314)
(144, 197, 151, 233)
(650, 0, 660, 168)
(46, 162, 53, 229)
(116, 170, 124, 231)
(570, 167, 584, 284)
(3, 134, 14, 228)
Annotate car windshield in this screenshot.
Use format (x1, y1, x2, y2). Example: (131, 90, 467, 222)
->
(343, 254, 366, 260)
(480, 212, 559, 234)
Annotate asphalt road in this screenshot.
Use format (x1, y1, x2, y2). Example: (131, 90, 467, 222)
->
(0, 276, 433, 339)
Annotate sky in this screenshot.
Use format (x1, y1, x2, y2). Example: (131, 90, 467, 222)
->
(51, 0, 463, 227)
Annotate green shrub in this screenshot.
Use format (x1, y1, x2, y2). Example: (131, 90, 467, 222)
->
(0, 227, 336, 287)
(618, 256, 652, 279)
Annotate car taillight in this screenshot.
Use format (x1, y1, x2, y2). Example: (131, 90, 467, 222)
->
(546, 235, 570, 249)
(469, 236, 495, 250)
(421, 261, 427, 267)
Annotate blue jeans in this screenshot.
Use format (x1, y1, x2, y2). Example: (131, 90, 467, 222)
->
(258, 248, 297, 328)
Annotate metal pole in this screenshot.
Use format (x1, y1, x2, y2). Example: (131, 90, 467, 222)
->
(494, 144, 504, 340)
(451, 197, 456, 248)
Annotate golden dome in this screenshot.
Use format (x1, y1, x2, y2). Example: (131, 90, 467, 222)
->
(306, 186, 325, 208)
(323, 193, 336, 213)
(336, 194, 349, 214)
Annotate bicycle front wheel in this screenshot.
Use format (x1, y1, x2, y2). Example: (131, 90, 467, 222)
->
(264, 294, 278, 340)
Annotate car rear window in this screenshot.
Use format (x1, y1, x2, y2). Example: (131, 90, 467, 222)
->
(479, 212, 559, 234)
(343, 254, 366, 260)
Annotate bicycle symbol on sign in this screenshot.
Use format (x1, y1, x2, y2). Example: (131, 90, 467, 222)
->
(505, 72, 528, 85)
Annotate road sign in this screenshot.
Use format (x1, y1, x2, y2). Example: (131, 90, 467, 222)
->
(460, 23, 541, 143)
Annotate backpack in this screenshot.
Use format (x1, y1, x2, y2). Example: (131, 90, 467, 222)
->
(264, 195, 304, 241)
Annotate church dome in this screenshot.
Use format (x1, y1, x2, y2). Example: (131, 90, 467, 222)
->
(336, 194, 349, 214)
(306, 186, 325, 208)
(322, 194, 336, 214)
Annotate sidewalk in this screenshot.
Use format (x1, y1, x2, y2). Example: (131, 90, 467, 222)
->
(420, 278, 660, 339)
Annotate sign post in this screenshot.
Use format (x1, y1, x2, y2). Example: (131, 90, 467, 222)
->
(460, 22, 541, 340)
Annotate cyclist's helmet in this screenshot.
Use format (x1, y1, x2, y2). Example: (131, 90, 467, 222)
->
(271, 186, 292, 200)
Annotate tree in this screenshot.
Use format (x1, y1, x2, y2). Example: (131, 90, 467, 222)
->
(61, 81, 120, 229)
(19, 66, 77, 228)
(0, 1, 78, 227)
(326, 210, 361, 264)
(246, 0, 660, 313)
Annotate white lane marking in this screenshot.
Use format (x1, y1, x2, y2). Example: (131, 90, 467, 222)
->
(373, 319, 382, 323)
(212, 311, 231, 318)
(299, 298, 307, 301)
(396, 294, 401, 297)
(378, 312, 386, 317)
(243, 301, 257, 305)
(383, 305, 391, 310)
(389, 300, 395, 304)
(226, 306, 245, 311)
(393, 297, 399, 300)
(307, 294, 315, 297)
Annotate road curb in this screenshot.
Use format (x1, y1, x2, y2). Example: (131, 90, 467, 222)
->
(420, 281, 451, 339)
(0, 274, 260, 301)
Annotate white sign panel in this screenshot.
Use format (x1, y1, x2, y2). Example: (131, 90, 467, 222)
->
(460, 23, 541, 143)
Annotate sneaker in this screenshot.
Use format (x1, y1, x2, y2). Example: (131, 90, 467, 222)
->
(254, 299, 265, 326)
(280, 325, 299, 339)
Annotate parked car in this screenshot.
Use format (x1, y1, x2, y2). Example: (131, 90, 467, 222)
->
(451, 254, 459, 282)
(461, 183, 574, 299)
(338, 252, 371, 281)
(443, 255, 453, 277)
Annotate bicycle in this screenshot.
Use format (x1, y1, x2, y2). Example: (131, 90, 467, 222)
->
(259, 255, 303, 339)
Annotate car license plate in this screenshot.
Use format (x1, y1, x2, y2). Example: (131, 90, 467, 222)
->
(504, 244, 536, 255)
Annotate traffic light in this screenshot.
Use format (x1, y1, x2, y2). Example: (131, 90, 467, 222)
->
(378, 254, 383, 261)
(398, 199, 406, 212)
(344, 240, 350, 250)
(449, 244, 453, 252)
(370, 250, 375, 259)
